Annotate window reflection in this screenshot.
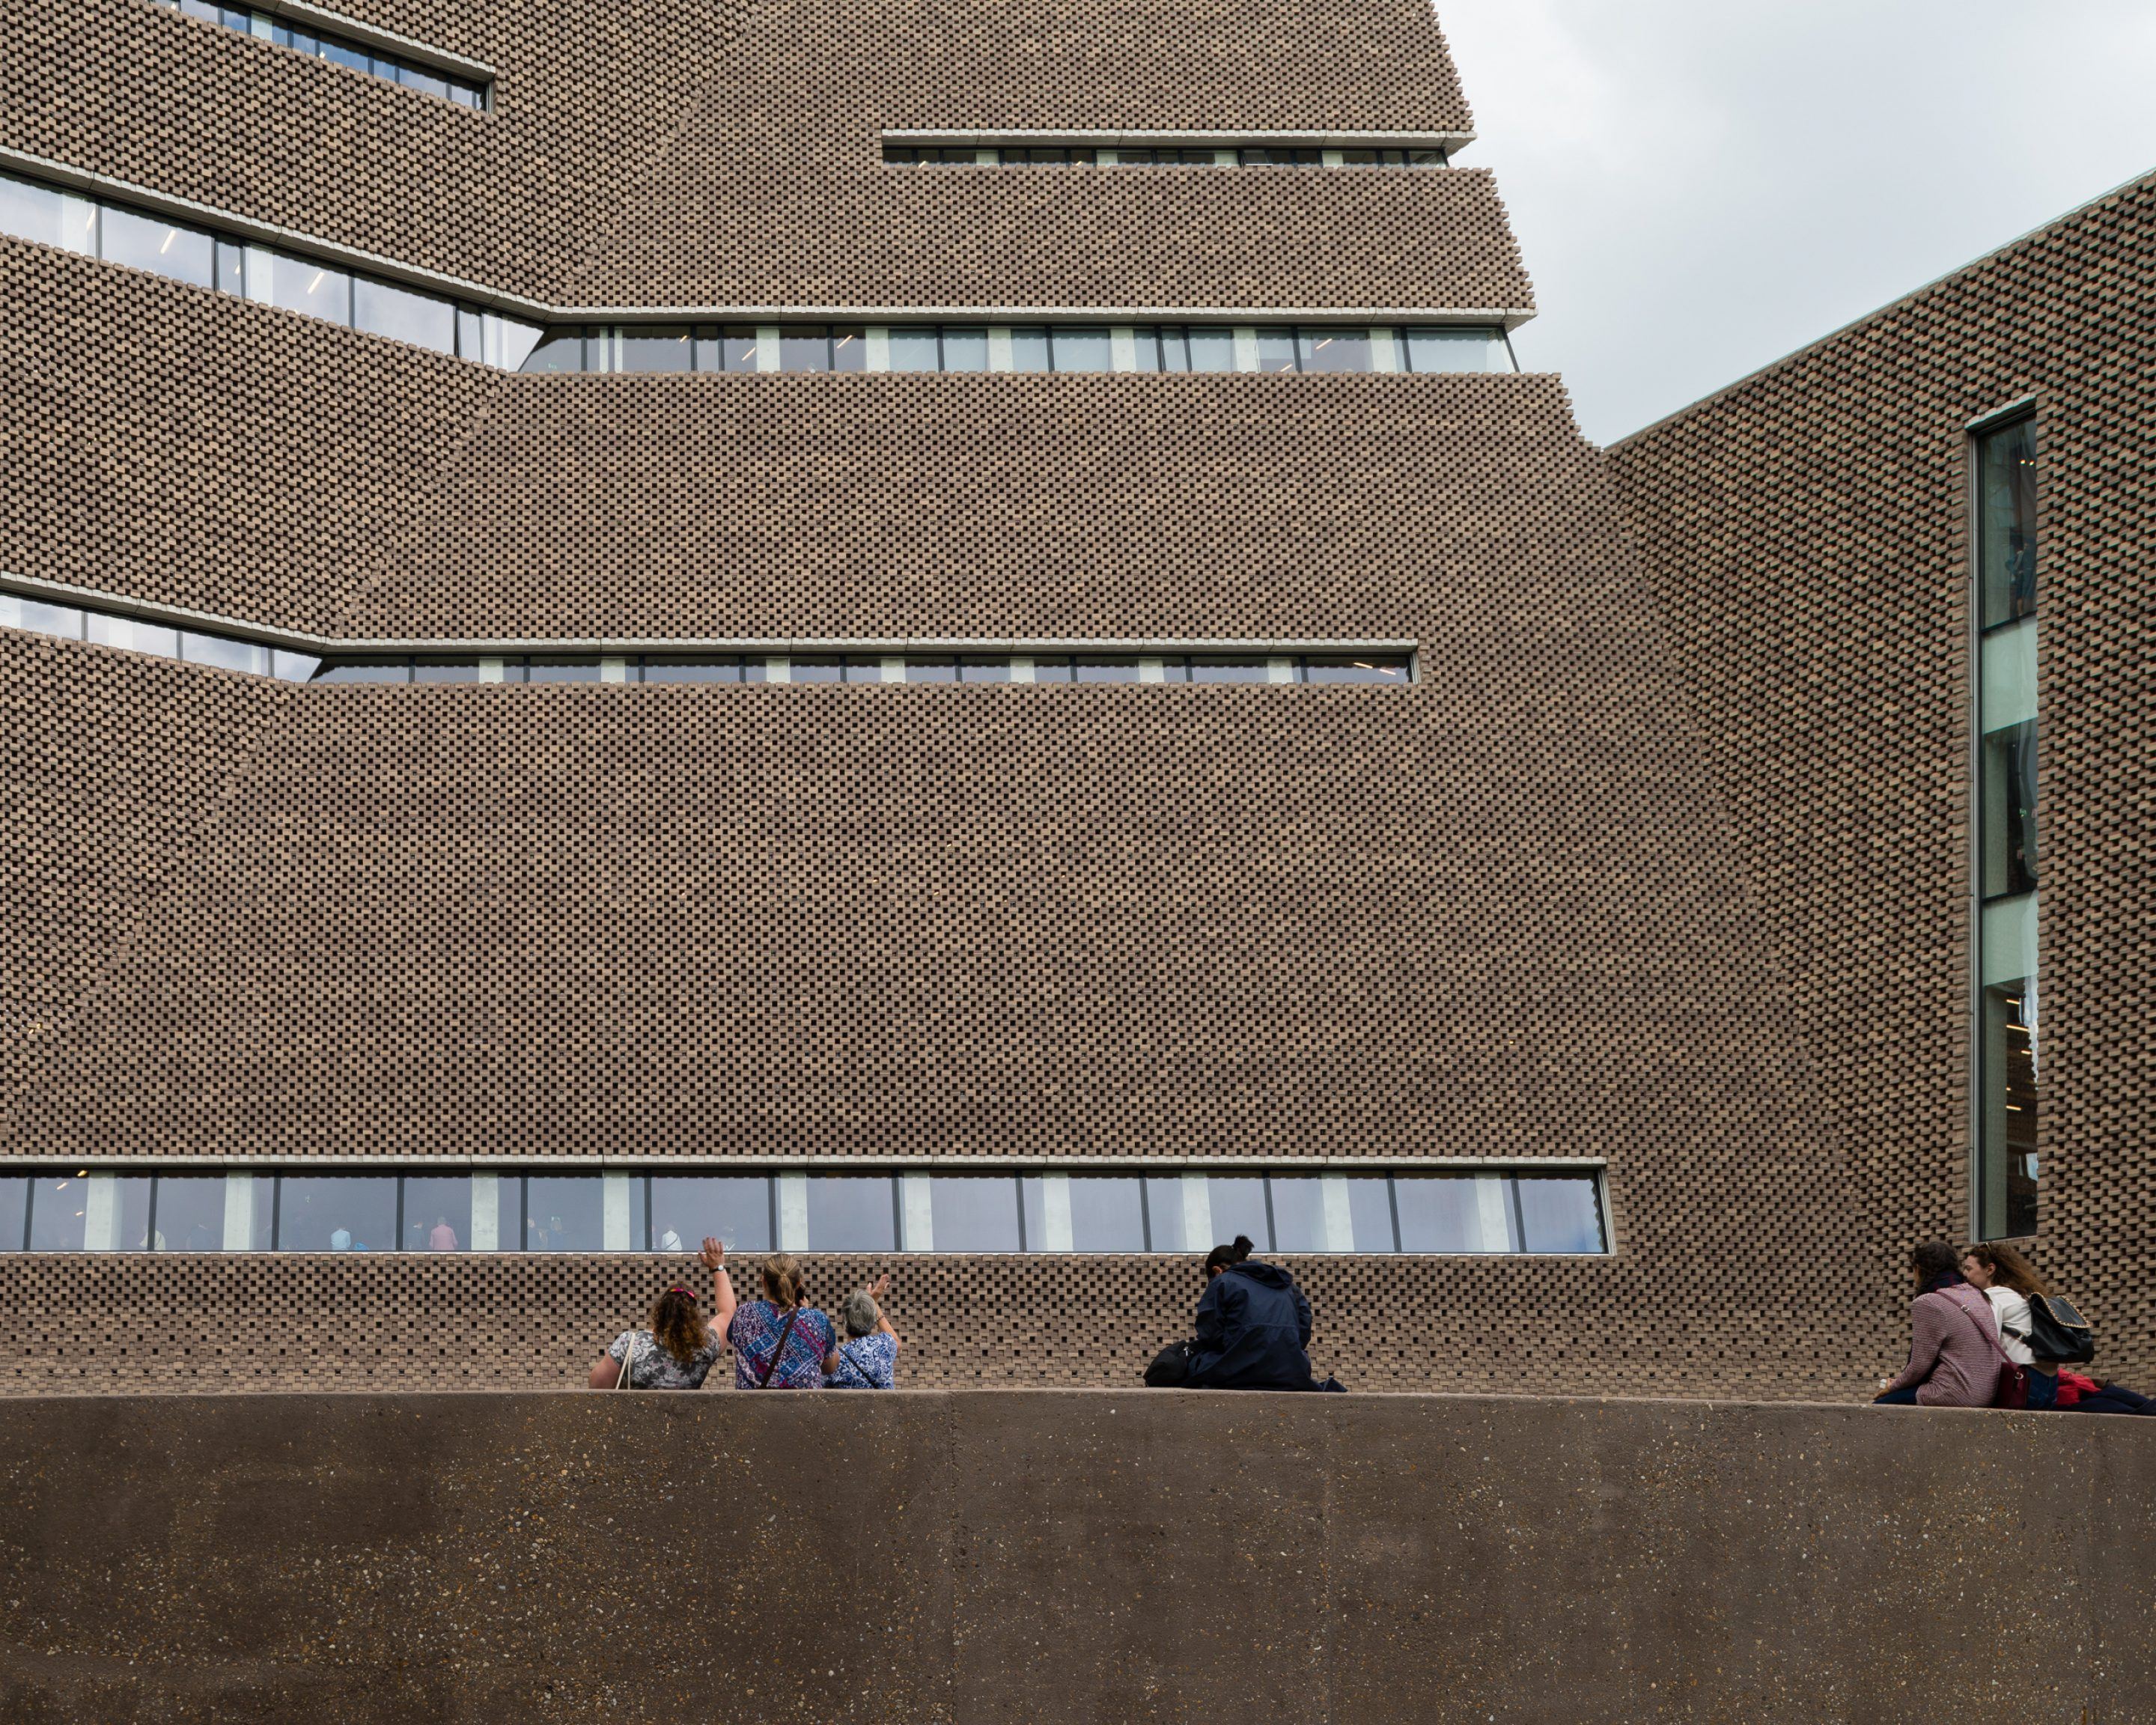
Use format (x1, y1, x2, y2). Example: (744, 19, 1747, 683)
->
(1512, 1177, 1604, 1253)
(277, 1176, 397, 1251)
(401, 1175, 472, 1251)
(808, 1176, 896, 1251)
(927, 1177, 1023, 1251)
(1067, 1176, 1147, 1250)
(525, 1176, 609, 1251)
(1978, 418, 2038, 628)
(651, 1175, 772, 1253)
(147, 1175, 227, 1250)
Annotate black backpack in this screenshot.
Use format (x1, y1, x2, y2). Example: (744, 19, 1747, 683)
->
(2025, 1292, 2096, 1365)
(1143, 1339, 1194, 1387)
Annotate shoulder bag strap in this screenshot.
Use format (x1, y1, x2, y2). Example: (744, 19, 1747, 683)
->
(755, 1309, 803, 1387)
(615, 1332, 639, 1391)
(841, 1339, 877, 1387)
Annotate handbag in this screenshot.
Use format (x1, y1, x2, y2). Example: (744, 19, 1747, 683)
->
(1955, 1294, 2026, 1410)
(2024, 1292, 2096, 1365)
(754, 1309, 803, 1387)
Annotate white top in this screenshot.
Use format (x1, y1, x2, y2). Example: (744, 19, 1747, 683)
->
(1984, 1286, 2035, 1366)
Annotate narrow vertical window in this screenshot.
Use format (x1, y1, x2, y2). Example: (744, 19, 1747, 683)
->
(1974, 413, 2039, 1239)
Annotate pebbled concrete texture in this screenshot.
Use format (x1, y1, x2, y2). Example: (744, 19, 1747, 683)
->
(0, 1391, 2148, 1723)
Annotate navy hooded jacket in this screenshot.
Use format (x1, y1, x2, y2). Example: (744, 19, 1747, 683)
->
(1184, 1261, 1323, 1391)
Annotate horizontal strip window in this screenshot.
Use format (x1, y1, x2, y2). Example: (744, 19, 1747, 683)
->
(312, 652, 1414, 687)
(150, 0, 489, 108)
(1, 590, 318, 680)
(885, 144, 1446, 168)
(4, 1169, 1608, 1256)
(0, 168, 538, 367)
(523, 323, 1515, 377)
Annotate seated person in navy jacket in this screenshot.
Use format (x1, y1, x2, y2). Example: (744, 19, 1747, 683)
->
(1184, 1235, 1340, 1391)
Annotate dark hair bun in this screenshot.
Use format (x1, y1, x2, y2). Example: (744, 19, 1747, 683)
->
(1231, 1235, 1254, 1260)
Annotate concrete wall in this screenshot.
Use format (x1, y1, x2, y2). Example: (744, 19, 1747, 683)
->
(0, 1391, 2149, 1722)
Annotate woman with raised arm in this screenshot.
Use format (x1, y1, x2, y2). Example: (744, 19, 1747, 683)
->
(587, 1237, 735, 1390)
(823, 1274, 902, 1389)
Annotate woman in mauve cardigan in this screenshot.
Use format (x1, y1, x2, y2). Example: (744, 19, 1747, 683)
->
(1875, 1241, 2008, 1408)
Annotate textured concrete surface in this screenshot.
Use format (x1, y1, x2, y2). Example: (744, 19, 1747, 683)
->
(0, 1392, 2149, 1722)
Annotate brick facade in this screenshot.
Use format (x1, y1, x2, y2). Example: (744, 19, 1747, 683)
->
(2, 0, 2143, 1399)
(1608, 172, 2156, 1387)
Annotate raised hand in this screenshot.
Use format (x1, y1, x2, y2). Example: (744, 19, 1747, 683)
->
(870, 1272, 892, 1299)
(699, 1236, 726, 1270)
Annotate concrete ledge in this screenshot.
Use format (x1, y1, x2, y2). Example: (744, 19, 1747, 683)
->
(0, 1392, 2149, 1721)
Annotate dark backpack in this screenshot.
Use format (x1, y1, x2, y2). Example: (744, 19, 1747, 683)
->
(1143, 1339, 1194, 1388)
(2025, 1292, 2096, 1365)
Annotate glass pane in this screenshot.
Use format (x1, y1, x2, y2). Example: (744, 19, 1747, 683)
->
(313, 661, 410, 683)
(1980, 979, 2040, 1238)
(277, 1176, 397, 1251)
(1978, 418, 2038, 628)
(1304, 656, 1410, 686)
(523, 329, 585, 373)
(722, 325, 762, 372)
(353, 277, 457, 354)
(1512, 1177, 1604, 1253)
(527, 659, 602, 683)
(907, 659, 957, 683)
(0, 171, 66, 246)
(28, 1175, 88, 1250)
(1206, 1177, 1270, 1251)
(941, 327, 989, 372)
(957, 657, 1010, 684)
(322, 39, 370, 71)
(1142, 1177, 1187, 1253)
(0, 1178, 24, 1250)
(1297, 327, 1371, 374)
(85, 614, 180, 657)
(842, 657, 889, 684)
(1, 597, 82, 638)
(1009, 327, 1051, 373)
(180, 632, 270, 675)
(1029, 657, 1074, 683)
(150, 1175, 226, 1250)
(807, 1176, 896, 1251)
(399, 65, 450, 100)
(1346, 1177, 1396, 1252)
(790, 657, 844, 683)
(251, 249, 352, 322)
(1267, 1177, 1329, 1251)
(1051, 327, 1111, 373)
(1189, 659, 1271, 684)
(1073, 658, 1142, 684)
(830, 326, 867, 372)
(1980, 719, 2038, 898)
(272, 650, 321, 681)
(398, 1175, 472, 1251)
(643, 659, 741, 684)
(888, 328, 940, 372)
(1394, 1178, 1485, 1252)
(1154, 657, 1190, 683)
(411, 661, 484, 684)
(651, 1175, 772, 1254)
(618, 325, 693, 372)
(779, 325, 830, 371)
(1403, 326, 1496, 374)
(1067, 1177, 1145, 1250)
(114, 1176, 153, 1250)
(1187, 328, 1237, 372)
(523, 1176, 606, 1251)
(928, 1178, 1022, 1251)
(99, 204, 216, 288)
(1255, 327, 1297, 373)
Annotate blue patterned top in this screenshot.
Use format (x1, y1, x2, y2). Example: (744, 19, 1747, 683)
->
(822, 1332, 898, 1389)
(727, 1300, 836, 1389)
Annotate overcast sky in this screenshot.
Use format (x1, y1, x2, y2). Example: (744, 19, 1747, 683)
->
(1434, 0, 2156, 445)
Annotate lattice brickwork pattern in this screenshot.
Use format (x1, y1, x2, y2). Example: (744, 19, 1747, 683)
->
(1607, 172, 2156, 1387)
(5, 0, 1502, 311)
(0, 1251, 1866, 1399)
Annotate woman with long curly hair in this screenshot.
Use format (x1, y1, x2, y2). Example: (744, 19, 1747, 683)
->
(588, 1237, 735, 1390)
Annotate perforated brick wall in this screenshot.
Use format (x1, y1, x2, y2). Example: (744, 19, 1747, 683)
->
(1607, 171, 2156, 1387)
(7, 0, 1508, 311)
(0, 240, 501, 630)
(0, 1250, 1865, 1398)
